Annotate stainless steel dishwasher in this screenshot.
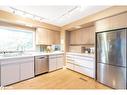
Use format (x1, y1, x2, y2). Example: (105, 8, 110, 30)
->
(35, 55, 49, 75)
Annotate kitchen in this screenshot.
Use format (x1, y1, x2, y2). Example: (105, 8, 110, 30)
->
(0, 6, 126, 90)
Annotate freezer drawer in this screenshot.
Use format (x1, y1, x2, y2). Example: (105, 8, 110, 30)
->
(97, 63, 126, 89)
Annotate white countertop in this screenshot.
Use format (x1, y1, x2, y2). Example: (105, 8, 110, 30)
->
(0, 51, 64, 60)
(66, 52, 95, 58)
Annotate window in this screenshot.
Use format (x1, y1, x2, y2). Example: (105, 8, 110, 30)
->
(0, 27, 35, 51)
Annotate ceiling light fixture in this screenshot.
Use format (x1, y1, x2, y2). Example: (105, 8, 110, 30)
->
(9, 7, 47, 23)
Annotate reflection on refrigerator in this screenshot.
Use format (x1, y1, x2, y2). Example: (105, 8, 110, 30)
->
(96, 28, 126, 89)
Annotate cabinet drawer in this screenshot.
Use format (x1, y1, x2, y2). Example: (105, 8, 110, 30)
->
(74, 65, 94, 78)
(74, 56, 94, 61)
(49, 55, 56, 58)
(1, 57, 34, 65)
(66, 63, 74, 70)
(74, 59, 94, 69)
(56, 54, 63, 57)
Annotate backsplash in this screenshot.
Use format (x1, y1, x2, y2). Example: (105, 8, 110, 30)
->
(36, 44, 61, 52)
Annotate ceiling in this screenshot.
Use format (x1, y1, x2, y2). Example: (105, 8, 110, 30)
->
(0, 6, 111, 26)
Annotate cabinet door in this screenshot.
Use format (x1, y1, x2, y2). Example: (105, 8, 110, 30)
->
(66, 63, 74, 70)
(20, 58, 34, 81)
(54, 31, 60, 44)
(95, 13, 127, 32)
(1, 63, 20, 86)
(80, 26, 95, 44)
(56, 55, 64, 69)
(70, 31, 76, 44)
(48, 30, 54, 45)
(49, 56, 57, 72)
(36, 28, 48, 45)
(75, 30, 82, 44)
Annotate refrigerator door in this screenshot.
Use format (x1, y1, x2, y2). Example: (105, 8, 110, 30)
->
(97, 29, 126, 67)
(97, 63, 126, 89)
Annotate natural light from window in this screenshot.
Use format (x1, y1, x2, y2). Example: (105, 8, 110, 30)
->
(0, 27, 35, 51)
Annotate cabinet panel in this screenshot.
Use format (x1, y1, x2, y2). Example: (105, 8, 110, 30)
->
(49, 58, 57, 72)
(20, 61, 34, 81)
(48, 29, 54, 45)
(36, 28, 48, 45)
(70, 31, 76, 44)
(81, 26, 95, 44)
(66, 53, 95, 78)
(36, 28, 60, 45)
(70, 26, 95, 45)
(95, 12, 127, 32)
(74, 65, 94, 78)
(54, 31, 60, 44)
(66, 63, 74, 70)
(1, 63, 20, 86)
(56, 57, 64, 69)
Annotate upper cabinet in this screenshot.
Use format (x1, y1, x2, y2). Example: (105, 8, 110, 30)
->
(95, 12, 127, 32)
(70, 26, 95, 45)
(36, 28, 48, 45)
(36, 28, 60, 45)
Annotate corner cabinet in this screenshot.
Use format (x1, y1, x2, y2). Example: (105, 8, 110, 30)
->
(36, 28, 60, 45)
(49, 54, 64, 72)
(0, 57, 34, 86)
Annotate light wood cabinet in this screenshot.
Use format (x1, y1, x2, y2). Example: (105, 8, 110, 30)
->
(81, 26, 95, 44)
(36, 28, 48, 45)
(54, 31, 60, 44)
(95, 12, 127, 32)
(70, 26, 95, 45)
(36, 28, 60, 45)
(48, 29, 54, 45)
(70, 31, 76, 44)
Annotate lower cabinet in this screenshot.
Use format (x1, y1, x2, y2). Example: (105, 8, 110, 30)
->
(66, 53, 95, 78)
(49, 54, 64, 72)
(56, 55, 64, 69)
(0, 57, 34, 86)
(1, 62, 20, 86)
(20, 58, 34, 81)
(66, 63, 74, 70)
(49, 55, 57, 72)
(74, 65, 94, 78)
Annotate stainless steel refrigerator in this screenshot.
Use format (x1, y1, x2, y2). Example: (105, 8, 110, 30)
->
(96, 28, 127, 89)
